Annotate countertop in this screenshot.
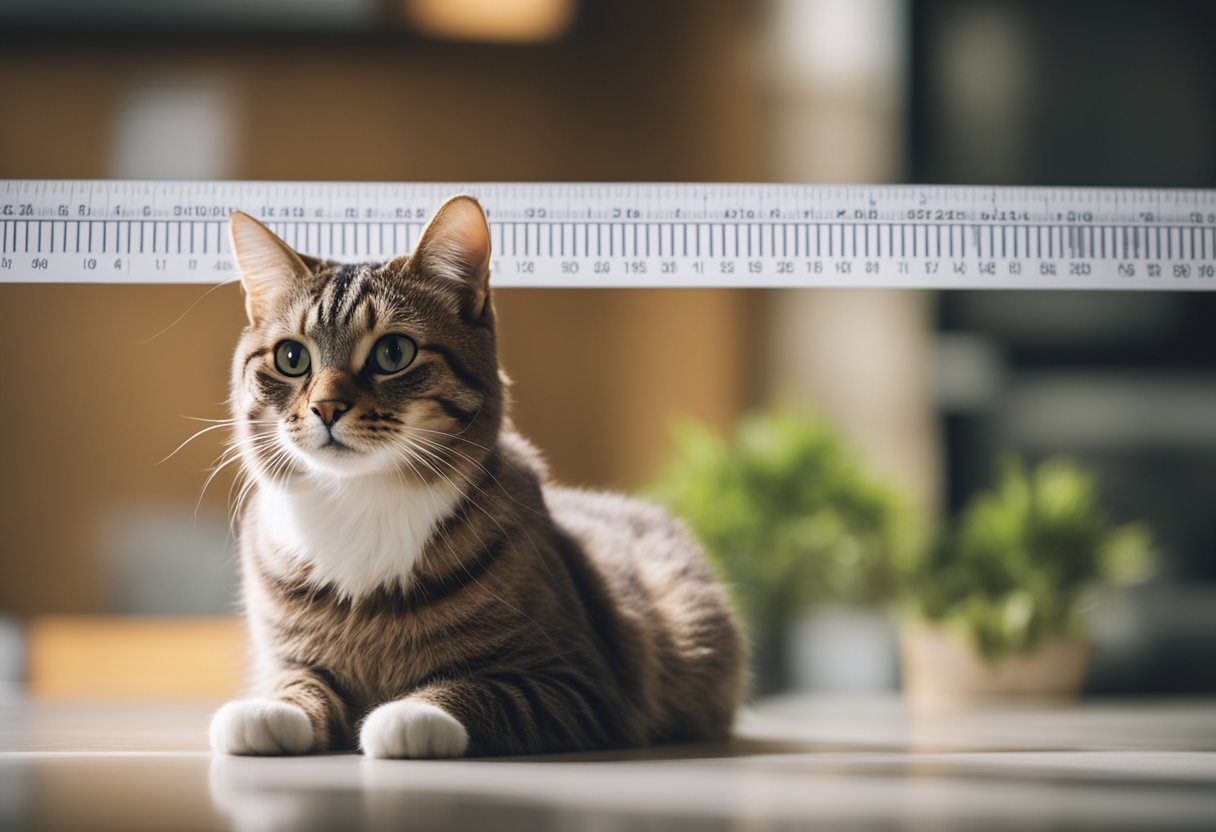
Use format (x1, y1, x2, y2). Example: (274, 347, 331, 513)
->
(2, 694, 1215, 830)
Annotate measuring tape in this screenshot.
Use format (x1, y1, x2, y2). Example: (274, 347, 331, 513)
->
(2, 180, 1214, 289)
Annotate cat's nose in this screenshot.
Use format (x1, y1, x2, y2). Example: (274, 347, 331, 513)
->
(310, 399, 350, 427)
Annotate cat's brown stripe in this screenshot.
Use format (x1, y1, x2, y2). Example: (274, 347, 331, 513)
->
(422, 395, 481, 426)
(419, 344, 487, 393)
(361, 299, 378, 332)
(323, 267, 357, 327)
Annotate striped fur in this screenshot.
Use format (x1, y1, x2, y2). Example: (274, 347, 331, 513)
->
(211, 200, 746, 757)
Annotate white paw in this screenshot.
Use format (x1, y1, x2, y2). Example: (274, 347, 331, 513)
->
(210, 699, 314, 755)
(360, 700, 468, 759)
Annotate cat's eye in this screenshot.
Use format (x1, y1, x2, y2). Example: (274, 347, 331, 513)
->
(274, 340, 311, 377)
(370, 334, 417, 375)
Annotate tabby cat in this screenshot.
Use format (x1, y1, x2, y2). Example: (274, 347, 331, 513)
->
(208, 197, 745, 758)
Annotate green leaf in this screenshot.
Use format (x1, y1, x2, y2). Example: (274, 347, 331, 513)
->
(909, 455, 1157, 660)
(648, 410, 914, 622)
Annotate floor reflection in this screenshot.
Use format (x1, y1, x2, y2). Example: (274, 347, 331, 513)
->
(209, 755, 747, 832)
(4, 699, 1216, 831)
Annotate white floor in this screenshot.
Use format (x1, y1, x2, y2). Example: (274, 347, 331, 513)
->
(3, 695, 1215, 830)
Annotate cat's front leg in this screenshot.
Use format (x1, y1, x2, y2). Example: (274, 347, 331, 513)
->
(359, 699, 469, 759)
(210, 669, 347, 755)
(360, 676, 611, 758)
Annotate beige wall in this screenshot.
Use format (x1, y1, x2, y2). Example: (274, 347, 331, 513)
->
(0, 2, 763, 615)
(757, 0, 941, 517)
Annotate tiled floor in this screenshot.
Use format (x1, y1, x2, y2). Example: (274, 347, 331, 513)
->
(2, 695, 1215, 830)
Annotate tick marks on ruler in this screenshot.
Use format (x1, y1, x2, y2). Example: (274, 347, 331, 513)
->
(3, 182, 1214, 288)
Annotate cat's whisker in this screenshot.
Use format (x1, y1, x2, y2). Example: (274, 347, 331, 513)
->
(405, 433, 486, 472)
(208, 437, 279, 476)
(181, 415, 277, 425)
(404, 433, 546, 519)
(159, 422, 250, 465)
(134, 276, 242, 346)
(398, 439, 543, 567)
(403, 433, 547, 515)
(166, 416, 279, 467)
(193, 451, 253, 525)
(399, 442, 501, 517)
(250, 441, 298, 487)
(407, 425, 496, 454)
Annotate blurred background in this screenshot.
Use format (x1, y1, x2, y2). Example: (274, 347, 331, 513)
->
(0, 0, 1213, 700)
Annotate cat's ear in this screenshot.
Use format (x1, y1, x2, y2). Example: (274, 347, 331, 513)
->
(229, 211, 314, 326)
(410, 195, 492, 318)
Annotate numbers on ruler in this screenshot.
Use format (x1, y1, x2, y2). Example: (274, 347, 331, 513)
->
(906, 209, 967, 221)
(173, 205, 229, 218)
(980, 210, 1030, 222)
(260, 207, 305, 219)
(3, 180, 1213, 288)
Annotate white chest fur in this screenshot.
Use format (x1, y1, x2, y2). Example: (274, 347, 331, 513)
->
(256, 473, 464, 599)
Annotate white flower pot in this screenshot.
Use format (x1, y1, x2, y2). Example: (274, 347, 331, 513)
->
(788, 605, 899, 693)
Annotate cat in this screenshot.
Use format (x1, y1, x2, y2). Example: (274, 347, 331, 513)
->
(208, 196, 746, 758)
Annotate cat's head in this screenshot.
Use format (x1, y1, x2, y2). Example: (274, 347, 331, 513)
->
(228, 196, 503, 483)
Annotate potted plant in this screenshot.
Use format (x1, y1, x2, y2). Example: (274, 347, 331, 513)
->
(650, 411, 912, 695)
(900, 456, 1155, 703)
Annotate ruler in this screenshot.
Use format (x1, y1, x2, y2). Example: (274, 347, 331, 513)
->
(2, 180, 1214, 289)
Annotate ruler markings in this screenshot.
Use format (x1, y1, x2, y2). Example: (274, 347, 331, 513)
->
(1, 180, 1213, 288)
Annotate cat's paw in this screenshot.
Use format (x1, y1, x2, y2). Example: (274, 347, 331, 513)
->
(210, 699, 314, 755)
(359, 700, 468, 759)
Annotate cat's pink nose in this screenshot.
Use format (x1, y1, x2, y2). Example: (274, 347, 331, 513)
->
(311, 399, 350, 427)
